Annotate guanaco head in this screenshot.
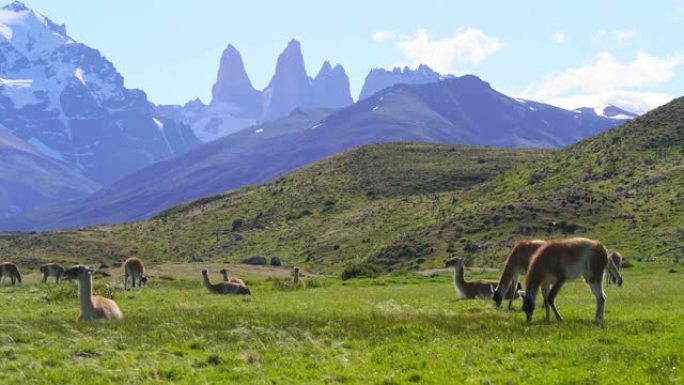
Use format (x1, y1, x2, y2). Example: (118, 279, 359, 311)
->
(140, 274, 149, 286)
(492, 288, 504, 308)
(444, 257, 463, 268)
(521, 292, 535, 323)
(201, 269, 209, 277)
(63, 265, 95, 280)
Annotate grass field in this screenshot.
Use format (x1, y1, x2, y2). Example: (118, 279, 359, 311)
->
(1, 262, 682, 384)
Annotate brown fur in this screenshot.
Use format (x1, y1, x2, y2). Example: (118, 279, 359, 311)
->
(492, 240, 547, 309)
(63, 265, 123, 321)
(39, 263, 65, 283)
(201, 269, 251, 295)
(445, 257, 496, 299)
(219, 269, 246, 286)
(123, 257, 147, 290)
(522, 237, 623, 323)
(0, 262, 22, 285)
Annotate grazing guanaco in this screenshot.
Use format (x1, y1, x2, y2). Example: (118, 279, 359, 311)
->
(445, 257, 496, 299)
(123, 257, 147, 290)
(492, 240, 548, 309)
(201, 269, 251, 295)
(606, 252, 623, 285)
(63, 265, 124, 321)
(292, 267, 306, 289)
(0, 262, 22, 285)
(522, 237, 623, 324)
(39, 263, 65, 283)
(219, 269, 246, 286)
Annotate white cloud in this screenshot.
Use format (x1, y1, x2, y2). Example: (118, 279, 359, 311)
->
(521, 52, 684, 114)
(551, 32, 566, 44)
(594, 30, 637, 47)
(674, 6, 684, 21)
(375, 28, 502, 74)
(372, 30, 396, 43)
(615, 30, 636, 47)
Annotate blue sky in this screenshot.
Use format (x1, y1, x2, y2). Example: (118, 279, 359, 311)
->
(18, 0, 684, 113)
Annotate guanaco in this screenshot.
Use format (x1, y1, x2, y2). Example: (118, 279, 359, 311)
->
(292, 267, 306, 289)
(219, 269, 246, 286)
(0, 262, 22, 285)
(492, 240, 547, 309)
(63, 265, 124, 321)
(445, 257, 496, 299)
(606, 252, 623, 285)
(522, 237, 623, 324)
(123, 257, 147, 290)
(201, 269, 251, 295)
(39, 263, 65, 283)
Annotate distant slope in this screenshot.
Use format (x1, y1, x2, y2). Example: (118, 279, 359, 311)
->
(0, 128, 99, 218)
(2, 75, 627, 231)
(0, 143, 550, 269)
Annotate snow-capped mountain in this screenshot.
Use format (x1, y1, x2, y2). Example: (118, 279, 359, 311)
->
(573, 105, 638, 120)
(358, 64, 445, 101)
(0, 1, 198, 185)
(159, 40, 354, 143)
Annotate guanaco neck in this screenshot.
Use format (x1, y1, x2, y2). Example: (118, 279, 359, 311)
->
(453, 262, 466, 285)
(78, 273, 96, 313)
(495, 259, 517, 294)
(202, 274, 216, 292)
(220, 271, 228, 281)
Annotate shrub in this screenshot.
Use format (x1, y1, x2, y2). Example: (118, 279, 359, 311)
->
(341, 262, 380, 280)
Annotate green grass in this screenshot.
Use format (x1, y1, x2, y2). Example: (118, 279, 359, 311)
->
(1, 263, 683, 384)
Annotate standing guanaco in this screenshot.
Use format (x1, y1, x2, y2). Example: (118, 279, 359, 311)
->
(492, 240, 547, 309)
(522, 237, 622, 324)
(63, 265, 123, 321)
(39, 263, 65, 283)
(292, 267, 306, 289)
(0, 262, 22, 285)
(445, 257, 496, 299)
(201, 269, 251, 295)
(123, 257, 147, 290)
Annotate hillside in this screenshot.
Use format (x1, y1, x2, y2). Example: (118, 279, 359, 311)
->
(2, 75, 626, 231)
(0, 143, 550, 271)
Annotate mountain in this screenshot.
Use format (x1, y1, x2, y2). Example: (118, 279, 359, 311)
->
(358, 64, 443, 101)
(1, 75, 629, 231)
(0, 1, 198, 185)
(0, 126, 99, 218)
(311, 61, 353, 109)
(2, 96, 683, 272)
(261, 39, 313, 121)
(573, 105, 638, 120)
(162, 40, 353, 142)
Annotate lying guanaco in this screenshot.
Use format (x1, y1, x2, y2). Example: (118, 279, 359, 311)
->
(292, 267, 306, 289)
(0, 262, 22, 285)
(445, 257, 496, 299)
(522, 237, 623, 324)
(492, 240, 547, 309)
(201, 269, 251, 295)
(123, 257, 148, 290)
(606, 252, 623, 285)
(39, 263, 65, 283)
(219, 269, 246, 286)
(63, 265, 124, 321)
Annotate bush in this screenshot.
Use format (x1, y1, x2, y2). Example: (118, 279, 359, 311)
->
(341, 262, 380, 280)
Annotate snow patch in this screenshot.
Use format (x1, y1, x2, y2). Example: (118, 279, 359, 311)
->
(372, 105, 380, 111)
(28, 137, 63, 161)
(311, 123, 323, 130)
(516, 98, 527, 104)
(152, 117, 164, 130)
(74, 67, 85, 85)
(0, 77, 42, 107)
(254, 128, 264, 134)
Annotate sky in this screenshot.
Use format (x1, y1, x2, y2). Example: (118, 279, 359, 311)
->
(16, 0, 684, 113)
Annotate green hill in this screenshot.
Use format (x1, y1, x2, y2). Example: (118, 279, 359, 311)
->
(2, 97, 683, 273)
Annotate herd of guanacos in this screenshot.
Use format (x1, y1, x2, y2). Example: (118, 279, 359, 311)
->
(0, 236, 622, 324)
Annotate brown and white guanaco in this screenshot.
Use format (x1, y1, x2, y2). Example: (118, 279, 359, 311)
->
(445, 257, 496, 299)
(219, 269, 246, 286)
(0, 262, 22, 285)
(521, 237, 622, 324)
(63, 265, 124, 321)
(201, 269, 251, 295)
(39, 263, 65, 283)
(492, 240, 547, 309)
(123, 257, 148, 290)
